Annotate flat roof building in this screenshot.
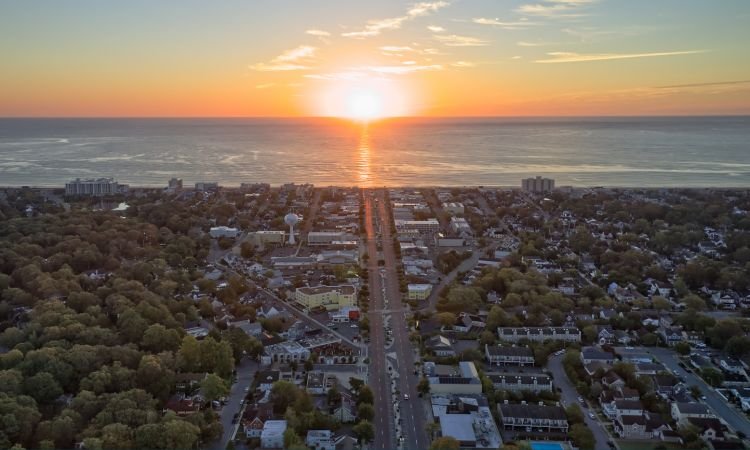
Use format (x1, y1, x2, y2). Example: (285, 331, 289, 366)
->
(295, 285, 356, 312)
(65, 178, 120, 197)
(522, 176, 555, 193)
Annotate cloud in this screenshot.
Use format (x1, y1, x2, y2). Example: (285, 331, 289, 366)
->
(535, 50, 706, 63)
(434, 34, 489, 47)
(655, 79, 750, 89)
(517, 40, 550, 47)
(342, 1, 450, 38)
(306, 29, 330, 37)
(472, 17, 535, 29)
(517, 0, 594, 18)
(250, 45, 317, 71)
(512, 56, 523, 59)
(451, 61, 475, 67)
(304, 71, 369, 81)
(255, 83, 276, 89)
(366, 64, 443, 74)
(427, 25, 445, 32)
(380, 45, 417, 53)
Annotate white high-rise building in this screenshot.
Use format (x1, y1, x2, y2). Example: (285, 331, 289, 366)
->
(521, 176, 555, 193)
(65, 178, 120, 196)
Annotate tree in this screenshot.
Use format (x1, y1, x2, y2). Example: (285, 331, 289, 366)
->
(271, 381, 299, 414)
(352, 420, 374, 444)
(357, 385, 374, 405)
(23, 371, 62, 404)
(430, 436, 460, 450)
(701, 367, 725, 387)
(202, 373, 229, 402)
(725, 335, 750, 358)
(436, 312, 457, 328)
(357, 403, 375, 422)
(652, 296, 671, 311)
(569, 423, 595, 450)
(683, 294, 707, 311)
(674, 342, 691, 355)
(177, 335, 202, 373)
(283, 428, 303, 448)
(565, 404, 584, 425)
(417, 377, 431, 395)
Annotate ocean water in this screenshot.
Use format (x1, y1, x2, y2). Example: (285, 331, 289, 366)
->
(0, 117, 748, 188)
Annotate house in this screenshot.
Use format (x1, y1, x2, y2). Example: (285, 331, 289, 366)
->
(306, 371, 336, 395)
(261, 420, 287, 449)
(306, 430, 336, 450)
(242, 402, 274, 437)
(719, 357, 746, 375)
(497, 402, 569, 433)
(601, 372, 626, 390)
(671, 402, 714, 425)
(163, 394, 201, 416)
(407, 284, 433, 301)
(453, 313, 486, 333)
(659, 327, 683, 347)
(333, 395, 357, 423)
(653, 374, 680, 397)
(426, 335, 456, 357)
(258, 370, 280, 392)
(614, 413, 672, 440)
(635, 362, 666, 376)
(485, 345, 535, 366)
(598, 326, 616, 345)
(174, 372, 207, 392)
(581, 347, 615, 365)
(687, 417, 726, 442)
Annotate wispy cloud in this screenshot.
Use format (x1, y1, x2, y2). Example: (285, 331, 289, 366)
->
(655, 79, 750, 89)
(306, 29, 330, 37)
(304, 71, 369, 81)
(472, 17, 535, 29)
(427, 25, 445, 32)
(250, 45, 317, 71)
(255, 83, 276, 89)
(380, 45, 417, 53)
(536, 50, 706, 63)
(366, 64, 444, 74)
(517, 0, 595, 18)
(342, 1, 450, 38)
(517, 40, 553, 47)
(434, 34, 489, 47)
(451, 61, 475, 67)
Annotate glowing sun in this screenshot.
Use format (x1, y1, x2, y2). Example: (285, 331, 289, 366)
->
(311, 77, 413, 120)
(346, 90, 383, 120)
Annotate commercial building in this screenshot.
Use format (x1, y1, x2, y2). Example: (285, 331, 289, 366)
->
(263, 341, 311, 364)
(65, 178, 120, 196)
(428, 361, 483, 395)
(521, 176, 555, 193)
(496, 327, 581, 343)
(307, 231, 347, 245)
(450, 217, 473, 235)
(295, 285, 356, 311)
(431, 394, 502, 449)
(245, 231, 286, 248)
(209, 226, 239, 238)
(194, 182, 219, 192)
(395, 219, 440, 234)
(167, 178, 183, 192)
(407, 284, 433, 301)
(260, 420, 287, 449)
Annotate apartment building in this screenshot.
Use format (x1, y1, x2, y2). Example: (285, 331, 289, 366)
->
(295, 285, 356, 311)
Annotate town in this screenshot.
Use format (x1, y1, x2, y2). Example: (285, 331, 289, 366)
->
(1, 177, 750, 450)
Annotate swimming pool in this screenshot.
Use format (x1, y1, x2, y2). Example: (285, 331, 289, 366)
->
(530, 443, 565, 450)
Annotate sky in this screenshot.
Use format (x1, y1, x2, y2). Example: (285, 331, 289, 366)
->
(1, 0, 749, 117)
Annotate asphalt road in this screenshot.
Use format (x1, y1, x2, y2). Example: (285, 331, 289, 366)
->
(547, 353, 612, 449)
(639, 346, 750, 436)
(209, 358, 259, 450)
(374, 190, 429, 450)
(364, 191, 396, 450)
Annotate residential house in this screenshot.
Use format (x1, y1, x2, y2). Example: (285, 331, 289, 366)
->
(581, 347, 616, 365)
(485, 345, 535, 366)
(488, 373, 553, 393)
(258, 370, 280, 393)
(659, 327, 683, 347)
(496, 327, 581, 343)
(614, 412, 673, 440)
(497, 402, 569, 434)
(671, 402, 714, 425)
(261, 420, 287, 449)
(306, 430, 336, 450)
(426, 335, 456, 357)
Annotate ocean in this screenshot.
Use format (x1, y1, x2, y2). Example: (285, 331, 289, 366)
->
(0, 117, 748, 188)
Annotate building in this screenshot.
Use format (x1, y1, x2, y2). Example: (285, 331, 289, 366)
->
(295, 285, 356, 312)
(431, 395, 502, 449)
(581, 347, 616, 365)
(308, 231, 347, 245)
(426, 335, 456, 357)
(263, 341, 311, 364)
(497, 327, 581, 343)
(450, 217, 472, 236)
(167, 178, 183, 192)
(521, 176, 555, 193)
(209, 226, 240, 238)
(195, 182, 219, 192)
(428, 361, 483, 395)
(245, 231, 286, 248)
(257, 370, 280, 392)
(65, 178, 120, 196)
(395, 219, 440, 234)
(488, 373, 553, 393)
(498, 402, 568, 434)
(485, 345, 535, 366)
(306, 430, 335, 450)
(408, 284, 433, 301)
(305, 371, 336, 395)
(260, 420, 287, 449)
(442, 202, 465, 215)
(671, 402, 714, 425)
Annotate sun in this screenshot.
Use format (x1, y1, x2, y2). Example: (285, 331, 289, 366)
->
(346, 90, 383, 120)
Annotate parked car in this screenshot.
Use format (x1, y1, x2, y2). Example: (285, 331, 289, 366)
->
(403, 394, 409, 400)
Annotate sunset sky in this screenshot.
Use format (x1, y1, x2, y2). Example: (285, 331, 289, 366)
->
(1, 0, 749, 117)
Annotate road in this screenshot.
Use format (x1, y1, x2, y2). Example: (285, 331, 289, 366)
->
(547, 353, 612, 449)
(209, 358, 259, 450)
(369, 189, 429, 450)
(642, 347, 750, 436)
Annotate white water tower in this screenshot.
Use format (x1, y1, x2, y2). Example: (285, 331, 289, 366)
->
(284, 212, 299, 245)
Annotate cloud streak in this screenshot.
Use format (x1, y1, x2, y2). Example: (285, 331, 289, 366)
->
(517, 0, 595, 18)
(250, 45, 317, 71)
(536, 50, 706, 63)
(472, 17, 535, 29)
(434, 34, 489, 47)
(342, 1, 450, 38)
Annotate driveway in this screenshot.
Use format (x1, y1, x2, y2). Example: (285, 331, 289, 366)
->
(547, 353, 612, 449)
(208, 358, 259, 450)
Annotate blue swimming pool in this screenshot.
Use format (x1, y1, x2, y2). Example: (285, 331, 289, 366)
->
(530, 443, 565, 450)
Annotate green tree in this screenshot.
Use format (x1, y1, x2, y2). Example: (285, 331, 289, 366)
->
(271, 381, 299, 414)
(202, 373, 230, 402)
(569, 423, 595, 450)
(23, 372, 62, 404)
(674, 342, 691, 355)
(725, 335, 750, 358)
(352, 420, 374, 444)
(357, 403, 375, 422)
(430, 436, 460, 450)
(357, 385, 374, 405)
(177, 335, 202, 373)
(418, 377, 431, 395)
(565, 404, 584, 425)
(701, 367, 725, 387)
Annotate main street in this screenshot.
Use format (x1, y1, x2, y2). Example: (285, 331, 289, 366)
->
(368, 189, 429, 450)
(209, 358, 258, 450)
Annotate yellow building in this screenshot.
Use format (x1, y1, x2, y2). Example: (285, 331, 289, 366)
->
(295, 285, 356, 311)
(407, 284, 433, 301)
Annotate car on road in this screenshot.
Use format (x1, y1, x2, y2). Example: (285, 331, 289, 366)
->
(243, 387, 249, 393)
(350, 324, 358, 328)
(588, 413, 596, 419)
(404, 394, 409, 400)
(701, 395, 707, 400)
